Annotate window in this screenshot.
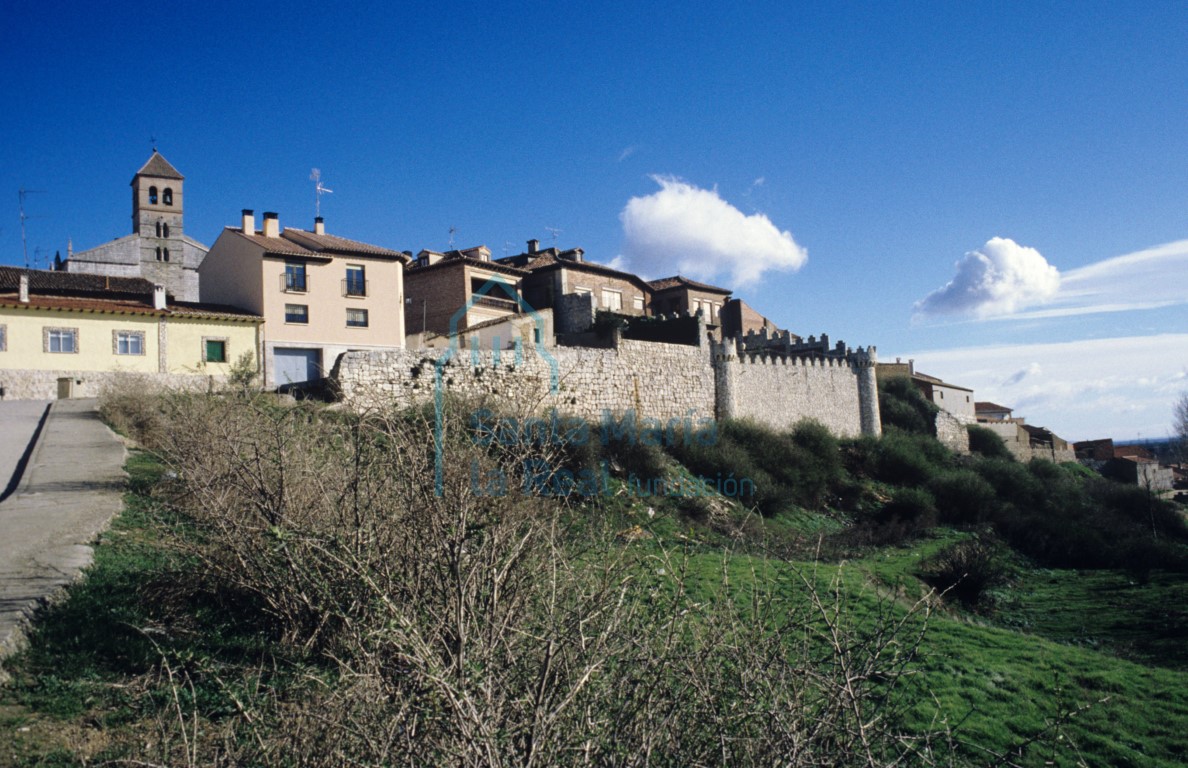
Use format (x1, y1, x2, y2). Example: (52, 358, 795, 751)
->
(285, 303, 309, 324)
(149, 186, 158, 204)
(346, 308, 369, 328)
(155, 221, 162, 237)
(345, 265, 366, 297)
(601, 289, 623, 311)
(114, 330, 144, 356)
(45, 328, 77, 354)
(284, 262, 307, 292)
(162, 223, 169, 238)
(574, 286, 592, 296)
(163, 247, 170, 262)
(156, 247, 163, 261)
(204, 339, 227, 363)
(0, 324, 6, 352)
(163, 188, 173, 206)
(713, 302, 722, 319)
(633, 296, 645, 312)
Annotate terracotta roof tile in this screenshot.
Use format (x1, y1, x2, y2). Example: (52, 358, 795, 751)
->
(0, 266, 154, 296)
(281, 229, 409, 260)
(647, 275, 732, 294)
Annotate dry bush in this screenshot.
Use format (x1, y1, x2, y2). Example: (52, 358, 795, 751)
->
(98, 373, 172, 446)
(139, 391, 951, 767)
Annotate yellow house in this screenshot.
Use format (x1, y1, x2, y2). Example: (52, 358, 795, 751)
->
(0, 267, 261, 399)
(200, 211, 409, 387)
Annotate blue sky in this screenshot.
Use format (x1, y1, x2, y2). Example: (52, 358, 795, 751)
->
(3, 1, 1187, 440)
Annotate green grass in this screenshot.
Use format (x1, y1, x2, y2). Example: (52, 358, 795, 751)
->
(5, 442, 1188, 766)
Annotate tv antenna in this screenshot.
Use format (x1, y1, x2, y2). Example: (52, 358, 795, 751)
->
(19, 188, 46, 269)
(503, 240, 515, 256)
(544, 226, 562, 245)
(310, 168, 333, 218)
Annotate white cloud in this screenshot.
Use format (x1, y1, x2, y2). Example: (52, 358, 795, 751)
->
(617, 175, 807, 288)
(915, 237, 1061, 319)
(916, 237, 1188, 322)
(900, 334, 1188, 441)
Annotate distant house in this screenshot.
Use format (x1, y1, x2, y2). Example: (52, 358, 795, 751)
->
(0, 266, 260, 399)
(719, 297, 789, 340)
(404, 246, 529, 344)
(975, 401, 1016, 422)
(200, 211, 409, 387)
(877, 359, 975, 422)
(647, 275, 731, 326)
(496, 240, 654, 319)
(65, 151, 208, 302)
(1101, 456, 1174, 492)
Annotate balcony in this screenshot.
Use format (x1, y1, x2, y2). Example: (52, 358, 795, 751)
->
(281, 274, 308, 293)
(342, 278, 368, 298)
(472, 294, 520, 312)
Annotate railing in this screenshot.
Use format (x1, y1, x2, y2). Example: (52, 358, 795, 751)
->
(281, 274, 308, 292)
(342, 279, 368, 297)
(473, 295, 519, 311)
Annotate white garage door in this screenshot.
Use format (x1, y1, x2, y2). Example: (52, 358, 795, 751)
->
(273, 348, 321, 385)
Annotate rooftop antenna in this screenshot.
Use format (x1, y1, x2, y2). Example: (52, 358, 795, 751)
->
(544, 226, 562, 245)
(503, 240, 515, 256)
(448, 226, 456, 248)
(19, 187, 46, 270)
(310, 168, 333, 218)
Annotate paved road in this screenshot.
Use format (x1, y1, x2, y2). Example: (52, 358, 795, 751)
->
(0, 399, 127, 673)
(0, 400, 51, 501)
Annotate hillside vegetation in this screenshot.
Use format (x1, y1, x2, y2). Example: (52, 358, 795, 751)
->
(1, 382, 1187, 766)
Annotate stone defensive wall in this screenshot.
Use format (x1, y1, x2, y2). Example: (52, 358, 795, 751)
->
(333, 320, 882, 439)
(332, 338, 715, 424)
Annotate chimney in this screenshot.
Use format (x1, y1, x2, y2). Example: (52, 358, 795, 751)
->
(527, 239, 539, 254)
(314, 216, 325, 235)
(241, 209, 255, 235)
(262, 211, 279, 238)
(19, 274, 29, 303)
(153, 284, 166, 310)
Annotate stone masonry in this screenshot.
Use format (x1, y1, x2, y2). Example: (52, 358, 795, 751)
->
(333, 315, 882, 439)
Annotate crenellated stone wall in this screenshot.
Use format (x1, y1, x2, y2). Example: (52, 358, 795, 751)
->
(333, 324, 882, 439)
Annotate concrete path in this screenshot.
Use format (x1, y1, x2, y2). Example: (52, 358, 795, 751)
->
(0, 400, 51, 501)
(0, 399, 127, 672)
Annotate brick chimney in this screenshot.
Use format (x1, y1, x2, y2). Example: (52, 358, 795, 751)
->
(241, 209, 255, 235)
(153, 284, 166, 310)
(19, 273, 29, 303)
(262, 212, 279, 238)
(314, 216, 325, 235)
(527, 239, 539, 254)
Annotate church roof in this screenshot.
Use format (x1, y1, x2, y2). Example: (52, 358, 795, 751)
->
(134, 151, 184, 181)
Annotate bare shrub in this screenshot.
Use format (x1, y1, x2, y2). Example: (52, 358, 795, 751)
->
(98, 373, 170, 446)
(141, 391, 951, 766)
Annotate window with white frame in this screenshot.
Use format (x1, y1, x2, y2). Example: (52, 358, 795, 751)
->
(285, 304, 309, 324)
(45, 327, 78, 354)
(601, 289, 623, 311)
(574, 286, 592, 296)
(114, 330, 145, 356)
(632, 296, 645, 312)
(346, 308, 369, 328)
